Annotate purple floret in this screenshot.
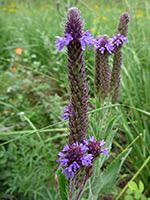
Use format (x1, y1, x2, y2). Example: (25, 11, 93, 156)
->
(81, 154, 93, 166)
(55, 33, 73, 51)
(61, 104, 72, 121)
(94, 35, 114, 54)
(101, 148, 109, 157)
(79, 30, 95, 51)
(86, 136, 109, 158)
(112, 34, 128, 47)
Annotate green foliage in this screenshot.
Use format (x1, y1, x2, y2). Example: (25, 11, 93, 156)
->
(125, 181, 150, 200)
(57, 168, 68, 200)
(88, 148, 132, 199)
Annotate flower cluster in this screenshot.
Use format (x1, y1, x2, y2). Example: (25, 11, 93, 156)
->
(94, 35, 114, 54)
(55, 29, 94, 52)
(57, 136, 109, 179)
(111, 34, 128, 47)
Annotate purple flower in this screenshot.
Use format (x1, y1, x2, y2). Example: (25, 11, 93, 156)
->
(109, 13, 130, 103)
(55, 33, 73, 51)
(62, 165, 75, 179)
(94, 35, 114, 54)
(94, 35, 111, 100)
(61, 104, 72, 121)
(116, 12, 130, 37)
(64, 7, 89, 144)
(79, 30, 95, 51)
(81, 154, 93, 166)
(99, 47, 105, 54)
(101, 148, 109, 157)
(56, 142, 92, 179)
(62, 161, 80, 179)
(112, 34, 128, 47)
(86, 136, 109, 158)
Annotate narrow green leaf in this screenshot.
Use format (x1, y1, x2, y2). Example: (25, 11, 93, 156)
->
(57, 168, 68, 200)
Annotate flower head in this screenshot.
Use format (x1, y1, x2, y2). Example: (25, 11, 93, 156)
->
(86, 136, 109, 158)
(111, 34, 128, 47)
(94, 35, 114, 54)
(56, 142, 93, 179)
(12, 67, 16, 72)
(15, 47, 22, 55)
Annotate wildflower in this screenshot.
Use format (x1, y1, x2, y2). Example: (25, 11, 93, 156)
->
(12, 67, 16, 72)
(136, 13, 143, 18)
(41, 6, 45, 11)
(102, 16, 107, 21)
(15, 47, 23, 55)
(116, 12, 130, 37)
(8, 8, 18, 13)
(55, 30, 94, 52)
(56, 142, 93, 179)
(94, 35, 113, 99)
(85, 136, 109, 158)
(91, 28, 96, 32)
(55, 33, 73, 52)
(2, 8, 7, 11)
(111, 34, 128, 47)
(94, 5, 99, 9)
(94, 35, 114, 54)
(61, 104, 72, 121)
(55, 8, 95, 144)
(110, 13, 130, 103)
(79, 30, 95, 51)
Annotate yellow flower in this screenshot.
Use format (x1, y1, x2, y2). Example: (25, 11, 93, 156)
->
(136, 13, 143, 18)
(45, 4, 52, 8)
(136, 10, 142, 14)
(102, 16, 107, 21)
(93, 17, 100, 23)
(94, 5, 99, 9)
(2, 8, 7, 11)
(41, 6, 45, 11)
(8, 8, 18, 13)
(91, 28, 96, 32)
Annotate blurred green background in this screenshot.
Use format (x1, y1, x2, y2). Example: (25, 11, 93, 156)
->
(0, 0, 150, 199)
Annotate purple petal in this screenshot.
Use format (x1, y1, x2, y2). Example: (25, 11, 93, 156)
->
(62, 144, 69, 152)
(101, 148, 109, 157)
(81, 154, 93, 166)
(99, 47, 105, 54)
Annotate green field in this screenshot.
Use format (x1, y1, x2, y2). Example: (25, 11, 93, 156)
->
(0, 0, 150, 199)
